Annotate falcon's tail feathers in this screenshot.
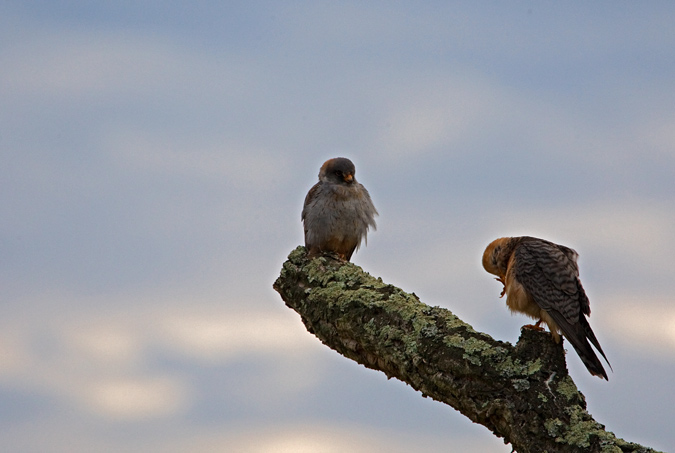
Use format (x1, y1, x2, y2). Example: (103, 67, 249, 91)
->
(552, 313, 610, 380)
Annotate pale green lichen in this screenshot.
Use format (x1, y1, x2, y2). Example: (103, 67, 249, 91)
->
(545, 417, 564, 438)
(301, 251, 376, 289)
(525, 358, 543, 375)
(443, 334, 465, 349)
(495, 356, 518, 377)
(538, 392, 548, 403)
(443, 334, 491, 353)
(363, 317, 377, 332)
(442, 312, 475, 331)
(349, 287, 383, 305)
(403, 338, 419, 356)
(443, 334, 481, 366)
(442, 334, 496, 366)
(410, 309, 432, 330)
(599, 444, 627, 453)
(480, 345, 509, 358)
(543, 406, 626, 451)
(614, 439, 662, 453)
(495, 356, 542, 378)
(379, 325, 400, 344)
(287, 245, 307, 262)
(560, 406, 596, 447)
(419, 324, 439, 337)
(561, 406, 622, 450)
(305, 261, 338, 286)
(555, 375, 580, 401)
(512, 378, 530, 391)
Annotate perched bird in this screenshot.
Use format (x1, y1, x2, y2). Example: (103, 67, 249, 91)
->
(482, 236, 611, 380)
(302, 157, 378, 261)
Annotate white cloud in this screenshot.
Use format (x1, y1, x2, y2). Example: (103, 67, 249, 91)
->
(0, 328, 32, 381)
(159, 308, 322, 363)
(86, 375, 189, 420)
(159, 422, 510, 453)
(370, 73, 502, 161)
(63, 323, 144, 369)
(600, 297, 675, 357)
(0, 295, 324, 421)
(107, 130, 291, 190)
(0, 28, 260, 103)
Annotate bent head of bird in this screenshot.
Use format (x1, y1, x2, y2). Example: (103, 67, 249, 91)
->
(482, 237, 514, 278)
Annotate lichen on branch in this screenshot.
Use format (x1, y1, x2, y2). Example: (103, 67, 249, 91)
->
(273, 246, 660, 453)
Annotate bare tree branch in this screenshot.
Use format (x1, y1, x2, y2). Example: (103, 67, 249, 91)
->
(273, 247, 660, 453)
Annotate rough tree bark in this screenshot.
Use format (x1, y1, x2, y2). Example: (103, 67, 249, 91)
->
(273, 247, 660, 453)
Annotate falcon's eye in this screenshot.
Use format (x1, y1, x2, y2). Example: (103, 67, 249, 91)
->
(334, 170, 342, 177)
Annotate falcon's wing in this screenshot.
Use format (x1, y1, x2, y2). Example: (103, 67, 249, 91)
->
(514, 238, 582, 325)
(515, 238, 611, 379)
(301, 182, 321, 222)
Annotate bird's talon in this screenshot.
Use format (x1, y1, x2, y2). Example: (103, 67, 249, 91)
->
(522, 323, 545, 332)
(494, 277, 506, 298)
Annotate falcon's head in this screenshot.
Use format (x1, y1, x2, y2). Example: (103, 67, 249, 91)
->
(319, 157, 357, 185)
(482, 237, 516, 277)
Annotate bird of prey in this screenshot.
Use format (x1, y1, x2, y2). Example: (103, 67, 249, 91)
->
(302, 157, 378, 261)
(482, 236, 611, 380)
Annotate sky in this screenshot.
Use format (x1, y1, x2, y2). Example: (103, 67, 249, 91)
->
(1, 1, 675, 452)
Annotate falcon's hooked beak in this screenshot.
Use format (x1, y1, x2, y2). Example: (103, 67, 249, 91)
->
(343, 173, 354, 183)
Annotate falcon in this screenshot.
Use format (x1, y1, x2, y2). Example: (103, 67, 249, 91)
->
(482, 236, 611, 380)
(302, 157, 378, 261)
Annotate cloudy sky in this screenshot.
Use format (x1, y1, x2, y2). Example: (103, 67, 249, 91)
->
(2, 1, 674, 452)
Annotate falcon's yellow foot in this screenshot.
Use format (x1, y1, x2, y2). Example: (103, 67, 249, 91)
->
(522, 320, 545, 332)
